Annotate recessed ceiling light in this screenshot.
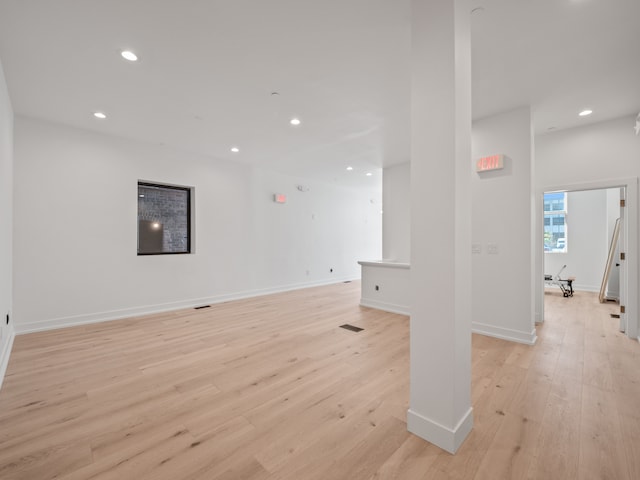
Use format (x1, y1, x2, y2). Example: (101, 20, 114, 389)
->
(121, 50, 138, 62)
(346, 166, 353, 171)
(139, 194, 145, 198)
(579, 109, 593, 117)
(366, 172, 373, 177)
(230, 147, 240, 153)
(290, 118, 301, 126)
(93, 112, 107, 119)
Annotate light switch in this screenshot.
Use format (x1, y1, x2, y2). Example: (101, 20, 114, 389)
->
(472, 244, 482, 254)
(487, 243, 498, 255)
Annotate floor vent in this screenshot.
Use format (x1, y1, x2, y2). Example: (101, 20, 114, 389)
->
(194, 305, 211, 310)
(610, 313, 620, 318)
(343, 281, 351, 283)
(340, 324, 363, 332)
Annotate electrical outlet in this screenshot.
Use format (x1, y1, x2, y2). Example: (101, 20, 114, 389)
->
(330, 268, 333, 273)
(375, 285, 380, 291)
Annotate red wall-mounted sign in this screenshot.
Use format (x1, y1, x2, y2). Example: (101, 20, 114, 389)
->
(476, 154, 504, 172)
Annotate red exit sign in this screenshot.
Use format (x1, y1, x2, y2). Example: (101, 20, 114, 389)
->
(476, 154, 504, 172)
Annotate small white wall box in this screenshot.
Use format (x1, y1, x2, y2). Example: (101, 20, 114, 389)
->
(274, 193, 287, 203)
(476, 154, 504, 172)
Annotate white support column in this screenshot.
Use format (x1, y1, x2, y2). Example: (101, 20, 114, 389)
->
(408, 0, 473, 454)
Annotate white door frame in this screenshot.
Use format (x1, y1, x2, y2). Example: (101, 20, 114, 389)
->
(535, 177, 638, 340)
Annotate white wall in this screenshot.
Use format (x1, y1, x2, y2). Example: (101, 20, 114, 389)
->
(0, 60, 15, 387)
(536, 115, 640, 187)
(544, 189, 609, 292)
(358, 261, 409, 315)
(382, 163, 410, 262)
(13, 116, 382, 333)
(471, 107, 536, 344)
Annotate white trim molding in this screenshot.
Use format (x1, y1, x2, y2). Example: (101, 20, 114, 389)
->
(407, 407, 474, 454)
(472, 322, 537, 345)
(357, 260, 410, 269)
(359, 299, 409, 316)
(0, 328, 16, 391)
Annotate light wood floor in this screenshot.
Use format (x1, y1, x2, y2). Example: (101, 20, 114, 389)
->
(0, 282, 638, 479)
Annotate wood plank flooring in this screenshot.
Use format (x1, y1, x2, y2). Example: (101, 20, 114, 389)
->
(0, 282, 638, 479)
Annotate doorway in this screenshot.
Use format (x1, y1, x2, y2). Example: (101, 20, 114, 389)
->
(535, 178, 638, 340)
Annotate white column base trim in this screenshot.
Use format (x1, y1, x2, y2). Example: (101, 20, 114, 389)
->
(472, 322, 537, 345)
(407, 407, 473, 454)
(0, 328, 16, 391)
(359, 299, 409, 316)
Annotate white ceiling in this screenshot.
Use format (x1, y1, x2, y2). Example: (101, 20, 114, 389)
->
(0, 0, 638, 185)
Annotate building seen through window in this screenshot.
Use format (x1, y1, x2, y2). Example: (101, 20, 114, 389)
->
(544, 192, 567, 252)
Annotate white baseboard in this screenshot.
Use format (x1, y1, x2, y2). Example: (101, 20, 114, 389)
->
(0, 327, 16, 391)
(472, 322, 537, 345)
(15, 276, 359, 335)
(407, 407, 473, 454)
(572, 284, 600, 293)
(545, 284, 600, 294)
(359, 298, 409, 316)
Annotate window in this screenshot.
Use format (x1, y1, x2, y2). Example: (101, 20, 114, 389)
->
(138, 182, 191, 255)
(544, 192, 567, 253)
